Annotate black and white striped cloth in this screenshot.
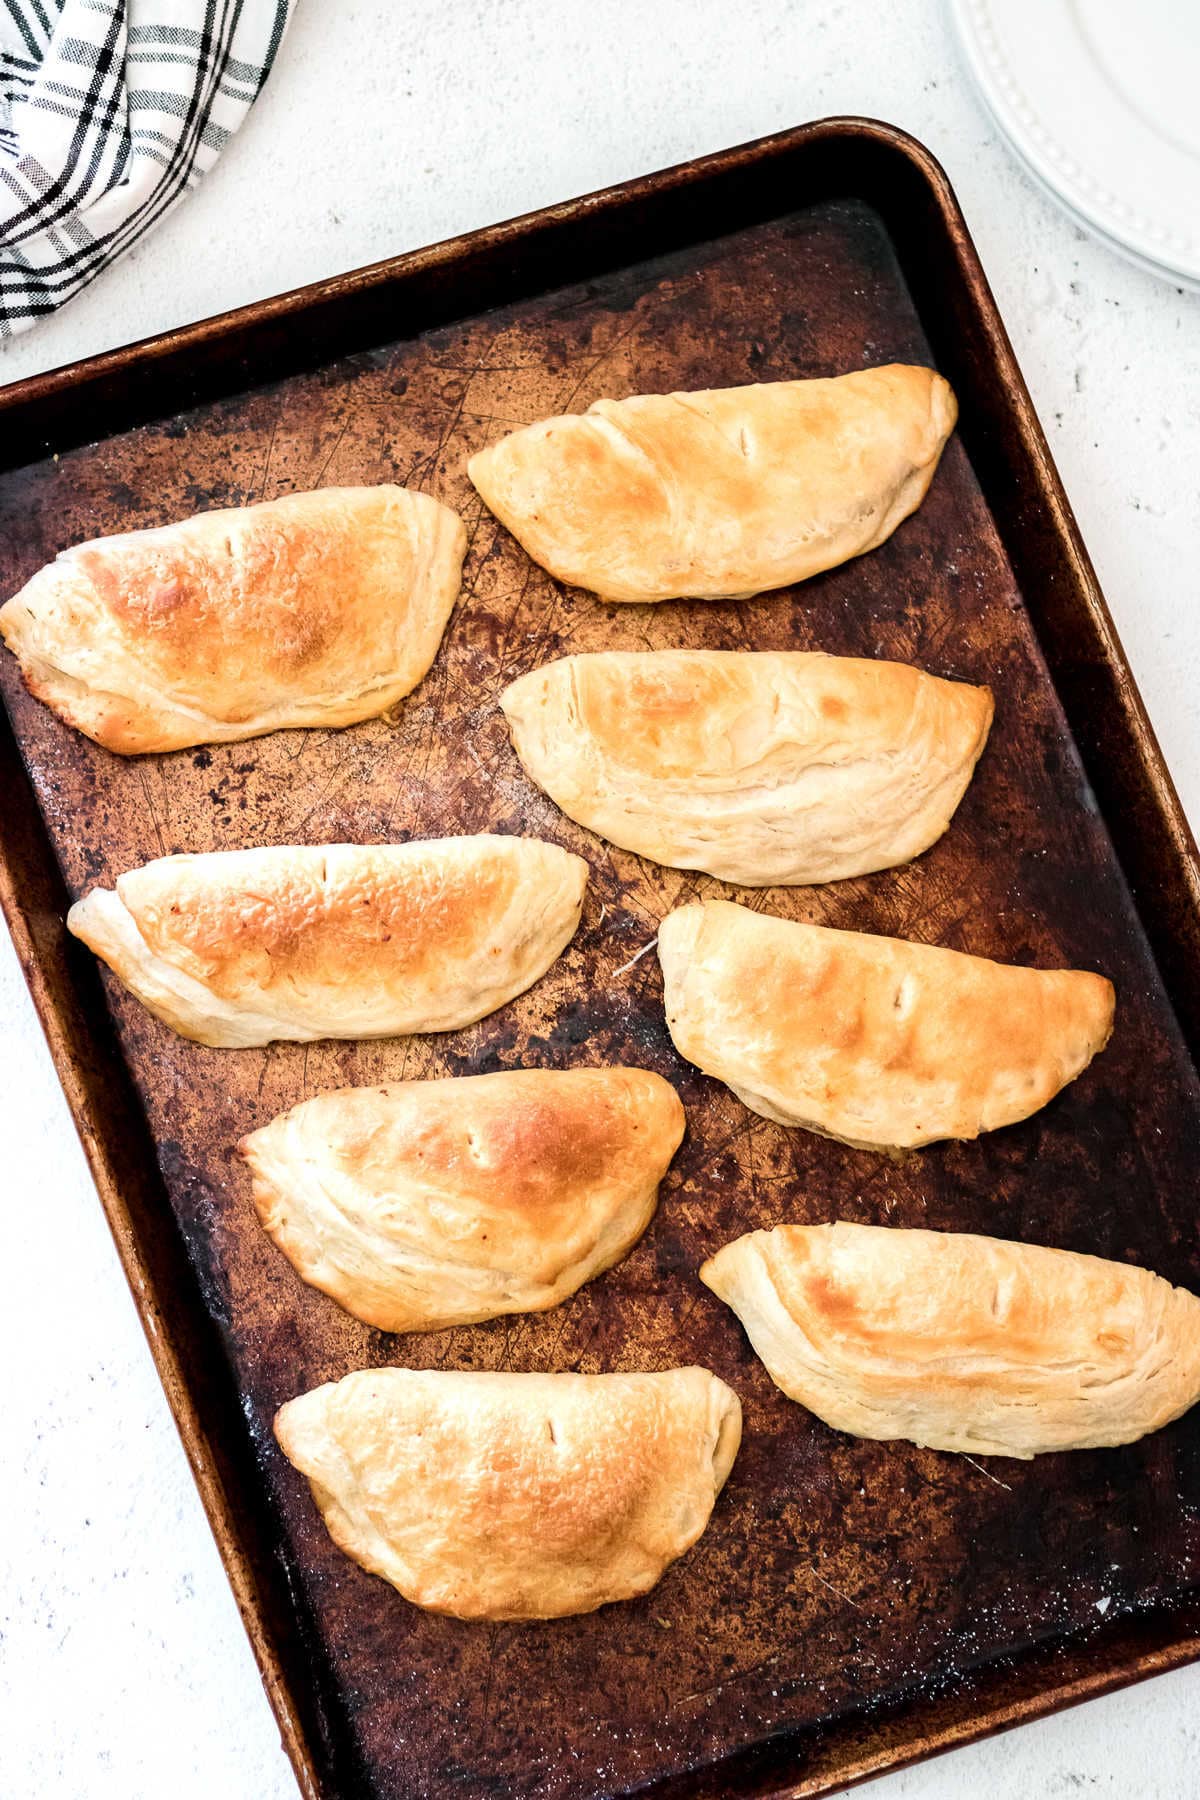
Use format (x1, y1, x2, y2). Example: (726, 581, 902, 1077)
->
(0, 1, 293, 338)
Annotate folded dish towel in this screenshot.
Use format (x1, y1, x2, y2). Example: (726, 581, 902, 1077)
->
(0, 1, 293, 339)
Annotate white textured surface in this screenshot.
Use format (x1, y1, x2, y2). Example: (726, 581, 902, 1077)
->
(2, 2, 1198, 1796)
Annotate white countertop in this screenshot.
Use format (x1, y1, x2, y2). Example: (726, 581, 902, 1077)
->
(2, 2, 1198, 1795)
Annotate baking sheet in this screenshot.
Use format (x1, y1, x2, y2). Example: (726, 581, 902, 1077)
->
(2, 122, 1200, 1800)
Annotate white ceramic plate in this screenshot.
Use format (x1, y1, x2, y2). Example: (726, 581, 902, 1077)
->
(950, 0, 1200, 289)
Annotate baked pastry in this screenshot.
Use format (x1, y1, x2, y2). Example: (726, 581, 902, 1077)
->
(240, 1066, 685, 1331)
(658, 900, 1114, 1149)
(274, 1366, 742, 1618)
(701, 1222, 1200, 1458)
(467, 365, 956, 602)
(67, 836, 587, 1048)
(0, 486, 466, 753)
(501, 649, 992, 885)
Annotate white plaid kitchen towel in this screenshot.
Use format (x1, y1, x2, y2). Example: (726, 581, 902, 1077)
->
(0, 0, 293, 337)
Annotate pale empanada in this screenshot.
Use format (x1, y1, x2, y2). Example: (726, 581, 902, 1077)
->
(467, 365, 956, 603)
(274, 1366, 742, 1618)
(0, 486, 465, 753)
(657, 900, 1113, 1149)
(701, 1222, 1200, 1458)
(501, 650, 992, 885)
(240, 1066, 685, 1331)
(67, 836, 587, 1048)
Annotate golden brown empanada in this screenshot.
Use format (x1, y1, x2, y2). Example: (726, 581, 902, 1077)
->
(467, 365, 956, 603)
(658, 900, 1114, 1149)
(274, 1366, 742, 1618)
(67, 836, 587, 1048)
(240, 1067, 685, 1331)
(0, 486, 465, 753)
(501, 650, 992, 885)
(701, 1222, 1200, 1458)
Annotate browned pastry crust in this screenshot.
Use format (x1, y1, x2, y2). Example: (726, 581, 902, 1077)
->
(67, 836, 587, 1047)
(240, 1067, 686, 1330)
(501, 649, 992, 885)
(468, 365, 957, 602)
(701, 1222, 1200, 1457)
(0, 486, 465, 752)
(274, 1366, 742, 1618)
(657, 900, 1114, 1149)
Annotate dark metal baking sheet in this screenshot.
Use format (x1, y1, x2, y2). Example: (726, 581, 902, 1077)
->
(3, 119, 1200, 1800)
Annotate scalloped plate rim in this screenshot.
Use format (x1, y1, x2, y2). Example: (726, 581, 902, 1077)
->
(950, 0, 1200, 289)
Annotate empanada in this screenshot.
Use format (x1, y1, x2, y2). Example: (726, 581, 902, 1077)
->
(658, 900, 1114, 1149)
(0, 486, 466, 753)
(274, 1366, 742, 1618)
(501, 650, 992, 885)
(467, 365, 956, 603)
(701, 1222, 1200, 1458)
(67, 836, 587, 1048)
(240, 1067, 685, 1331)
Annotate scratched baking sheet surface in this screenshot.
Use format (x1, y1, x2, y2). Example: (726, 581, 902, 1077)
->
(3, 200, 1200, 1800)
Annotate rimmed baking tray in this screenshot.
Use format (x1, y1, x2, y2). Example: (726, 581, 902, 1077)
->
(3, 118, 1200, 1800)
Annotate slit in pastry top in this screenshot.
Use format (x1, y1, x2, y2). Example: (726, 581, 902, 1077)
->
(0, 486, 466, 753)
(239, 1066, 686, 1331)
(66, 836, 587, 1048)
(501, 649, 993, 885)
(467, 365, 957, 603)
(701, 1222, 1200, 1458)
(657, 899, 1114, 1149)
(274, 1366, 742, 1618)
